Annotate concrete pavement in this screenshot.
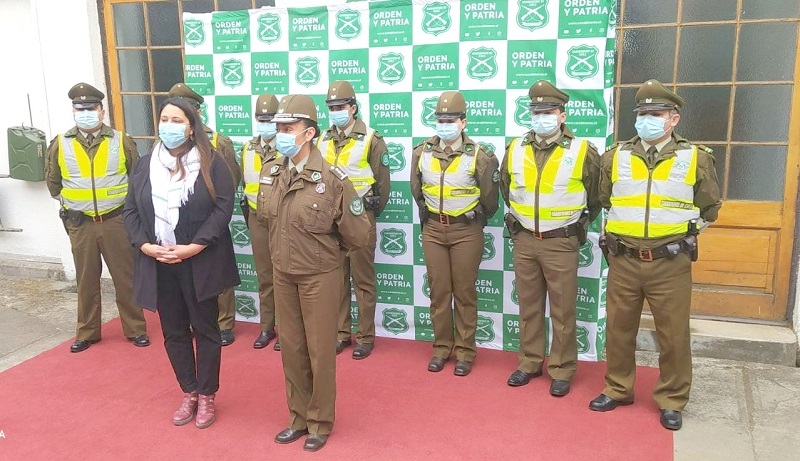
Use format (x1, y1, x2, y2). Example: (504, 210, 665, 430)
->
(0, 262, 798, 460)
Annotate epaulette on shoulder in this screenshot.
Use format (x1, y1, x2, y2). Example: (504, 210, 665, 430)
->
(478, 144, 495, 157)
(414, 140, 429, 150)
(587, 141, 598, 151)
(696, 144, 714, 155)
(603, 142, 619, 155)
(330, 165, 348, 181)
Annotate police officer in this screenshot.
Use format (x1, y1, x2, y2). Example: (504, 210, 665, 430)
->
(588, 80, 721, 430)
(410, 91, 500, 377)
(44, 82, 149, 352)
(242, 94, 281, 350)
(501, 80, 601, 396)
(265, 95, 370, 452)
(317, 80, 390, 359)
(168, 83, 241, 346)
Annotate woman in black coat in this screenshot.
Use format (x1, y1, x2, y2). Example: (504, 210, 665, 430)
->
(123, 97, 239, 429)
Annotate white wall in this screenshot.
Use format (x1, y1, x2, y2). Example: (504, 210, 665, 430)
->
(0, 0, 108, 278)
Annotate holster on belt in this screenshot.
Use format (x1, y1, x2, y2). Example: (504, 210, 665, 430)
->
(59, 207, 85, 232)
(418, 202, 430, 230)
(576, 209, 590, 245)
(503, 213, 521, 238)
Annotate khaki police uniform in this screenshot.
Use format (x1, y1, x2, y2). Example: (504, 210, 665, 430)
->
(168, 83, 241, 336)
(500, 81, 601, 387)
(410, 91, 500, 370)
(265, 95, 371, 436)
(598, 80, 722, 413)
(243, 94, 281, 341)
(316, 81, 391, 353)
(44, 83, 147, 344)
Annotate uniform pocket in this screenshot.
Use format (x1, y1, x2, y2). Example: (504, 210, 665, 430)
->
(297, 196, 335, 234)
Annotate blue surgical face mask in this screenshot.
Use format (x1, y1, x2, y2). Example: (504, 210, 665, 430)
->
(435, 122, 460, 142)
(530, 113, 560, 136)
(256, 121, 277, 139)
(158, 122, 190, 149)
(74, 110, 100, 130)
(635, 115, 669, 141)
(276, 128, 310, 158)
(329, 110, 351, 128)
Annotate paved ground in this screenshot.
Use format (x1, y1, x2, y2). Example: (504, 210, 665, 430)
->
(1, 274, 798, 460)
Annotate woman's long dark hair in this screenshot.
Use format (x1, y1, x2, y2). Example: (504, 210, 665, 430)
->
(157, 97, 216, 199)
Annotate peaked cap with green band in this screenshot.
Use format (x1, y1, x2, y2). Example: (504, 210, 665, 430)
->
(326, 80, 356, 105)
(168, 83, 204, 107)
(435, 91, 466, 120)
(528, 80, 569, 111)
(68, 83, 104, 109)
(254, 93, 279, 121)
(274, 94, 318, 123)
(634, 79, 685, 112)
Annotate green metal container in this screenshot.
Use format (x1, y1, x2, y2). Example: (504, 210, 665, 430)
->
(7, 126, 46, 182)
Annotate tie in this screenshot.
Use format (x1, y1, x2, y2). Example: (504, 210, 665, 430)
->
(646, 146, 657, 163)
(86, 134, 95, 144)
(444, 146, 453, 154)
(288, 167, 298, 186)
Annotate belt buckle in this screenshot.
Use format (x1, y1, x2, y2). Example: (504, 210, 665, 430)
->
(92, 213, 103, 223)
(439, 213, 450, 226)
(532, 230, 544, 240)
(638, 248, 654, 262)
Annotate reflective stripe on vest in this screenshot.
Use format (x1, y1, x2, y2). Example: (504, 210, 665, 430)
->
(419, 150, 479, 216)
(58, 132, 127, 215)
(241, 141, 262, 209)
(507, 138, 588, 232)
(316, 128, 375, 197)
(607, 146, 699, 238)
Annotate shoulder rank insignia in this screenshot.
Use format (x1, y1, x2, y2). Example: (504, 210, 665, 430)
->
(310, 171, 322, 182)
(603, 142, 619, 155)
(331, 165, 348, 181)
(355, 133, 364, 140)
(464, 144, 474, 153)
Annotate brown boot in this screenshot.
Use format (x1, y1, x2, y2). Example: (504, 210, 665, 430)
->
(173, 392, 198, 426)
(195, 394, 216, 429)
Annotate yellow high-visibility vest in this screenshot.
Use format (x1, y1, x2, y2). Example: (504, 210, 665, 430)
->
(58, 131, 127, 216)
(241, 141, 262, 210)
(316, 128, 375, 197)
(507, 138, 588, 232)
(607, 146, 700, 238)
(419, 149, 479, 216)
(211, 132, 218, 148)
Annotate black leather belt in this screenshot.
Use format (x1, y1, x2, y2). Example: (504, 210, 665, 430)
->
(522, 222, 580, 239)
(428, 213, 472, 225)
(616, 240, 690, 262)
(89, 206, 123, 223)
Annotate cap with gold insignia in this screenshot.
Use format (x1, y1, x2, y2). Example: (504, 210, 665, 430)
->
(254, 93, 279, 121)
(528, 80, 569, 113)
(435, 91, 466, 121)
(68, 83, 104, 109)
(273, 94, 318, 123)
(326, 80, 356, 106)
(634, 79, 685, 112)
(168, 83, 204, 108)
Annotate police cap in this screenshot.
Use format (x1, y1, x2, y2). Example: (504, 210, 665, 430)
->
(326, 80, 356, 106)
(254, 94, 279, 121)
(435, 91, 466, 121)
(634, 79, 684, 112)
(528, 80, 569, 112)
(168, 83, 204, 108)
(273, 94, 318, 124)
(68, 83, 104, 109)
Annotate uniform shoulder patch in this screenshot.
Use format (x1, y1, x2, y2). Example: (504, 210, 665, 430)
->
(349, 196, 365, 216)
(331, 165, 348, 181)
(381, 151, 391, 166)
(492, 170, 500, 183)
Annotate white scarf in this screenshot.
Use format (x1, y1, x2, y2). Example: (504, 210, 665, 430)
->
(150, 143, 201, 246)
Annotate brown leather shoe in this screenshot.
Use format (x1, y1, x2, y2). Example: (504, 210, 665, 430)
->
(173, 392, 198, 426)
(303, 434, 328, 452)
(70, 339, 99, 353)
(195, 394, 216, 429)
(427, 356, 448, 372)
(253, 330, 276, 349)
(352, 343, 374, 360)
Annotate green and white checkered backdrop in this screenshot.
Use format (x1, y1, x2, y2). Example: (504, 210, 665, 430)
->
(182, 0, 616, 361)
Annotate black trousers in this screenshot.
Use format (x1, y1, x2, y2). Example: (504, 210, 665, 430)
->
(156, 261, 221, 395)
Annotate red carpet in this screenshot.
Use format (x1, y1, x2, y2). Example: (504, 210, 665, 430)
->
(0, 311, 672, 460)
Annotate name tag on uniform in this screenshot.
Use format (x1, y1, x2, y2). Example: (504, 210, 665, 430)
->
(260, 177, 274, 185)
